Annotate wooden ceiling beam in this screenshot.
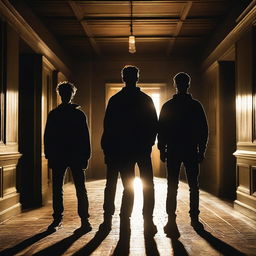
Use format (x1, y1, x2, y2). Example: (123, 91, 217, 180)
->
(68, 1, 100, 55)
(167, 1, 193, 55)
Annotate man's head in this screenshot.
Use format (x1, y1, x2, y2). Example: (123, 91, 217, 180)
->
(173, 72, 191, 94)
(121, 65, 139, 86)
(56, 81, 77, 104)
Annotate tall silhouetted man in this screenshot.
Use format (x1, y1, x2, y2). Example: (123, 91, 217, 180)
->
(101, 66, 158, 234)
(158, 72, 208, 238)
(44, 81, 91, 233)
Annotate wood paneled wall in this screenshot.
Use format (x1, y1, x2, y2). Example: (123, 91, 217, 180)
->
(0, 24, 21, 222)
(234, 26, 256, 219)
(0, 0, 70, 222)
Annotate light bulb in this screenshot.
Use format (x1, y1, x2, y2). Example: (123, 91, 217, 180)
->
(129, 35, 136, 53)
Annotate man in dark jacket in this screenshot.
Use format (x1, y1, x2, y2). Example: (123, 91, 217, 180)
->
(158, 72, 208, 238)
(100, 66, 158, 234)
(44, 81, 91, 233)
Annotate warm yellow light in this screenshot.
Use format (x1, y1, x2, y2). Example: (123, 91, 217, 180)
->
(129, 35, 136, 54)
(133, 176, 142, 191)
(132, 177, 143, 219)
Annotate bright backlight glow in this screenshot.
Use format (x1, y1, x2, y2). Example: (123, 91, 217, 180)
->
(129, 35, 136, 53)
(133, 177, 142, 191)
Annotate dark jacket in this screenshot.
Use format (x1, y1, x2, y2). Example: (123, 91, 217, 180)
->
(158, 93, 208, 154)
(44, 103, 91, 168)
(101, 86, 158, 156)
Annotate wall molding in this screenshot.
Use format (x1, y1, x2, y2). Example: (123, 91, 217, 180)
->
(234, 149, 256, 160)
(0, 0, 71, 77)
(202, 4, 256, 69)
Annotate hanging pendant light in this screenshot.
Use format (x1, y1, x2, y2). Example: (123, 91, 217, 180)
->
(129, 0, 136, 53)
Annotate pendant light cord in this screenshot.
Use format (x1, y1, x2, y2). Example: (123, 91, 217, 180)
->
(130, 0, 133, 35)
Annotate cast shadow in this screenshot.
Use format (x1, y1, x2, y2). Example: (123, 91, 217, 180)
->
(33, 229, 86, 256)
(196, 228, 246, 256)
(0, 229, 54, 256)
(144, 232, 160, 256)
(171, 238, 189, 256)
(72, 228, 111, 256)
(112, 228, 131, 256)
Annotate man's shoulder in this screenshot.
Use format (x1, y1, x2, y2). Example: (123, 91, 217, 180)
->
(139, 90, 152, 101)
(163, 98, 174, 107)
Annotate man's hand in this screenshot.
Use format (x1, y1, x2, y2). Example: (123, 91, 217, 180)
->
(197, 152, 205, 163)
(84, 160, 88, 169)
(160, 150, 167, 163)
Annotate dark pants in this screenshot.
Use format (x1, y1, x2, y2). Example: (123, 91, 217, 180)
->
(166, 153, 200, 220)
(51, 164, 89, 221)
(103, 153, 155, 219)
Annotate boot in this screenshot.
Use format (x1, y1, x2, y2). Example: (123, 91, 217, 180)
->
(99, 215, 112, 232)
(47, 219, 63, 231)
(191, 216, 204, 231)
(144, 217, 157, 236)
(74, 218, 92, 234)
(163, 217, 180, 239)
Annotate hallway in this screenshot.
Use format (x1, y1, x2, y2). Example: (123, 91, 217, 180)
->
(0, 178, 255, 256)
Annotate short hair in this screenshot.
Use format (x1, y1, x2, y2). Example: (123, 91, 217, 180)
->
(173, 72, 191, 86)
(56, 81, 77, 95)
(121, 65, 139, 81)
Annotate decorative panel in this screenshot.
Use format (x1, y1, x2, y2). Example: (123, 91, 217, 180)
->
(237, 164, 250, 194)
(3, 164, 16, 197)
(0, 19, 6, 144)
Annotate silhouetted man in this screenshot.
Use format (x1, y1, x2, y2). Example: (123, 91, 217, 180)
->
(158, 72, 208, 238)
(101, 66, 158, 234)
(44, 81, 91, 233)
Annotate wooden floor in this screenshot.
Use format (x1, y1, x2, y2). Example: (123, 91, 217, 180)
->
(0, 177, 255, 256)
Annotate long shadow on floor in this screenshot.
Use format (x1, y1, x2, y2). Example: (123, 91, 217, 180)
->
(112, 228, 131, 256)
(72, 229, 111, 256)
(0, 229, 54, 256)
(196, 229, 246, 256)
(144, 233, 160, 256)
(33, 230, 86, 256)
(171, 238, 189, 256)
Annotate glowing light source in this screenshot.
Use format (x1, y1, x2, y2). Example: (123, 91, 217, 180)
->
(132, 177, 143, 219)
(133, 176, 142, 191)
(128, 0, 136, 54)
(129, 35, 136, 54)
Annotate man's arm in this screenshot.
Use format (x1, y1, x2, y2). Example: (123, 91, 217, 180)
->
(44, 112, 54, 159)
(147, 98, 158, 147)
(157, 104, 168, 162)
(82, 114, 91, 161)
(101, 99, 113, 154)
(197, 102, 209, 161)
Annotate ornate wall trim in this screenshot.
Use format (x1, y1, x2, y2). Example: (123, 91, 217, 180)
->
(202, 4, 256, 69)
(0, 0, 71, 77)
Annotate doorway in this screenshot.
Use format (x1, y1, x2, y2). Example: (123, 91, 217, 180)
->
(18, 53, 43, 208)
(218, 61, 236, 199)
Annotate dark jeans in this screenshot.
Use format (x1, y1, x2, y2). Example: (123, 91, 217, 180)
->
(103, 153, 155, 219)
(51, 164, 89, 221)
(166, 153, 200, 220)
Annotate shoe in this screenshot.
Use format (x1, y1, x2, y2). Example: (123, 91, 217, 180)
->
(191, 218, 204, 231)
(74, 220, 92, 234)
(99, 217, 112, 232)
(144, 219, 157, 236)
(164, 221, 180, 239)
(47, 219, 63, 231)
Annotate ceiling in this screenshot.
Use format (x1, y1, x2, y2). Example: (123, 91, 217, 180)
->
(24, 0, 243, 60)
